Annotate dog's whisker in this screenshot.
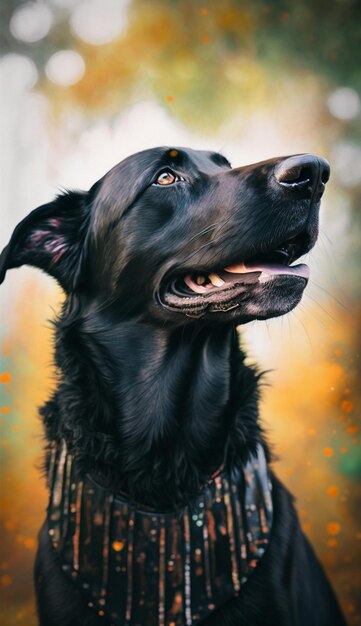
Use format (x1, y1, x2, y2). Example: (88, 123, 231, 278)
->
(309, 279, 347, 310)
(289, 309, 315, 356)
(187, 223, 219, 242)
(319, 229, 334, 248)
(298, 300, 330, 329)
(304, 292, 338, 322)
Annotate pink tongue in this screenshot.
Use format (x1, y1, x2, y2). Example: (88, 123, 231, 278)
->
(225, 262, 309, 280)
(245, 262, 309, 280)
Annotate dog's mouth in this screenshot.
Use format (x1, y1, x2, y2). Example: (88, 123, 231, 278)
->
(159, 231, 313, 318)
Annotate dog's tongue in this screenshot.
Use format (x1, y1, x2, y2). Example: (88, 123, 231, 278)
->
(224, 262, 309, 280)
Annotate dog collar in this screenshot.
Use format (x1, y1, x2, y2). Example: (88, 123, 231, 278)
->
(47, 441, 273, 626)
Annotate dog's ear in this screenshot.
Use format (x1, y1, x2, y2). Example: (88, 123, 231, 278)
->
(0, 191, 89, 292)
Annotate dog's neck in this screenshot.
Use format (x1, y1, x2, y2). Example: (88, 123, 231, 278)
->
(43, 299, 262, 508)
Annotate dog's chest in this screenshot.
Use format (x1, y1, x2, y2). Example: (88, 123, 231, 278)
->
(47, 443, 272, 626)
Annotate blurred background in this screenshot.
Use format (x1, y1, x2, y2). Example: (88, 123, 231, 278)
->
(0, 1, 360, 624)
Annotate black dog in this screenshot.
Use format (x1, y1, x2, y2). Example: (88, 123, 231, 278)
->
(0, 147, 346, 626)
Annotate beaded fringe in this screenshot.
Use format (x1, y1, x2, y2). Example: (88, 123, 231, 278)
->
(48, 442, 272, 626)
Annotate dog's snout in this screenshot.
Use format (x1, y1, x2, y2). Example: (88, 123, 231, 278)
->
(274, 154, 330, 199)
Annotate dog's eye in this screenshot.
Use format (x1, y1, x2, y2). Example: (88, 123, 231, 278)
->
(153, 170, 183, 186)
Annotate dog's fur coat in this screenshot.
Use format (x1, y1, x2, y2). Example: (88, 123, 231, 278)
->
(0, 147, 346, 625)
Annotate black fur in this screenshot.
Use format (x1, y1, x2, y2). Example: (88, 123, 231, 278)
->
(1, 147, 345, 625)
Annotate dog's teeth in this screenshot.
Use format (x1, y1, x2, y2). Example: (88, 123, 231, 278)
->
(224, 263, 247, 273)
(209, 273, 225, 287)
(196, 275, 206, 285)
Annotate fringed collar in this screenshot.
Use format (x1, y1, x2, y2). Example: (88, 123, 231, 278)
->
(47, 441, 273, 626)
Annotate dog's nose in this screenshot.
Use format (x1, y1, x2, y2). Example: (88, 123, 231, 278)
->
(274, 154, 330, 199)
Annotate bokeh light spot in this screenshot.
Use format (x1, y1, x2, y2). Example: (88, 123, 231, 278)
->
(0, 54, 38, 91)
(70, 0, 129, 46)
(327, 522, 341, 536)
(341, 399, 354, 413)
(323, 447, 334, 457)
(1, 407, 10, 414)
(166, 95, 174, 102)
(0, 575, 12, 587)
(112, 540, 124, 552)
(23, 537, 36, 550)
(45, 50, 85, 87)
(0, 372, 12, 384)
(346, 424, 358, 436)
(10, 3, 53, 43)
(327, 87, 361, 121)
(327, 485, 340, 498)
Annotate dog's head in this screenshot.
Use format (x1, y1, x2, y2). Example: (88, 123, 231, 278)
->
(0, 147, 329, 325)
